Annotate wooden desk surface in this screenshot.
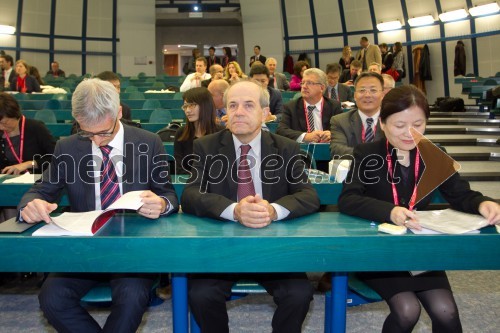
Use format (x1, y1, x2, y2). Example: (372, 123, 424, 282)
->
(1, 212, 498, 273)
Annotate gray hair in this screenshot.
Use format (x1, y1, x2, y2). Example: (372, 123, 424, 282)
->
(223, 79, 270, 109)
(381, 74, 396, 88)
(72, 78, 119, 126)
(303, 68, 327, 86)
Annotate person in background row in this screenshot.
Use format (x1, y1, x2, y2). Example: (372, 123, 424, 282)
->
(185, 48, 201, 75)
(338, 85, 500, 333)
(379, 43, 394, 73)
(368, 62, 382, 74)
(0, 54, 16, 91)
(180, 57, 211, 92)
(18, 78, 179, 333)
(339, 59, 362, 86)
(265, 57, 290, 91)
(208, 79, 230, 126)
(29, 66, 45, 86)
(324, 63, 353, 103)
(182, 80, 319, 333)
(174, 87, 223, 174)
(249, 64, 284, 120)
(339, 45, 355, 71)
(224, 61, 247, 84)
(454, 40, 466, 77)
(357, 36, 382, 71)
(202, 64, 224, 88)
(221, 47, 237, 68)
(96, 71, 132, 121)
(381, 74, 396, 97)
(249, 45, 267, 68)
(206, 46, 221, 73)
(10, 59, 41, 93)
(46, 61, 65, 78)
(392, 42, 405, 82)
(289, 60, 310, 91)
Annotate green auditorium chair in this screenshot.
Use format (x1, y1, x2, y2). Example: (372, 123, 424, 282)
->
(34, 110, 57, 123)
(143, 99, 162, 109)
(44, 99, 62, 110)
(149, 109, 172, 124)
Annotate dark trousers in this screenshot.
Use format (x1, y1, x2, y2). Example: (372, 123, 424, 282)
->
(38, 273, 154, 333)
(188, 273, 314, 333)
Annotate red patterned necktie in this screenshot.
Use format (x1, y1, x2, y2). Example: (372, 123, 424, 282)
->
(237, 144, 256, 201)
(99, 145, 121, 209)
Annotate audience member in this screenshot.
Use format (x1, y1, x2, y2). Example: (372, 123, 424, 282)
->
(96, 71, 132, 120)
(29, 66, 45, 86)
(10, 60, 41, 93)
(201, 64, 224, 88)
(339, 59, 361, 86)
(221, 47, 237, 68)
(324, 63, 353, 103)
(454, 40, 466, 77)
(265, 57, 290, 91)
(249, 64, 283, 119)
(289, 60, 310, 91)
(339, 46, 355, 71)
(207, 79, 230, 125)
(18, 78, 179, 333)
(338, 85, 500, 333)
(182, 80, 319, 333)
(206, 46, 221, 73)
(224, 61, 247, 84)
(185, 48, 201, 75)
(357, 36, 382, 71)
(381, 74, 396, 97)
(180, 57, 211, 92)
(174, 87, 223, 174)
(0, 54, 16, 91)
(368, 62, 382, 74)
(277, 68, 341, 143)
(249, 45, 267, 68)
(330, 72, 385, 158)
(392, 42, 405, 81)
(379, 43, 394, 73)
(46, 61, 65, 78)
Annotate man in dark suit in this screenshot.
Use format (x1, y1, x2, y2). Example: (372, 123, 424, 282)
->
(324, 63, 353, 103)
(265, 57, 290, 91)
(0, 54, 16, 91)
(339, 59, 362, 85)
(249, 45, 267, 67)
(249, 63, 283, 119)
(182, 80, 319, 333)
(201, 64, 224, 88)
(330, 72, 385, 158)
(46, 61, 66, 77)
(18, 78, 179, 333)
(277, 68, 341, 143)
(205, 46, 221, 73)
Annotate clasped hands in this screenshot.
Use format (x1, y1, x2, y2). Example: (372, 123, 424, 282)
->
(21, 190, 167, 223)
(304, 130, 331, 143)
(234, 194, 277, 228)
(1, 161, 33, 175)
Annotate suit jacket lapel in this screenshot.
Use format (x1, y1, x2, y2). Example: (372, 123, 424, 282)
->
(122, 126, 136, 193)
(75, 137, 97, 210)
(351, 111, 363, 144)
(296, 98, 308, 132)
(218, 131, 238, 202)
(260, 132, 278, 200)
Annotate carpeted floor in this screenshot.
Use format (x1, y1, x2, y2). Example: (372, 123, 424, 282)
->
(0, 271, 498, 332)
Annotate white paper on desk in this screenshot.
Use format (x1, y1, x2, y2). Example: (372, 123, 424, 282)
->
(415, 209, 489, 234)
(32, 190, 145, 236)
(411, 227, 480, 235)
(2, 173, 41, 184)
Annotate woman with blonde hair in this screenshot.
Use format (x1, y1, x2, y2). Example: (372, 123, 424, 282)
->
(224, 61, 247, 84)
(10, 59, 41, 93)
(339, 45, 355, 70)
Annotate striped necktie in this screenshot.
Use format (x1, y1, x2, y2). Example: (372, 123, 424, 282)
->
(307, 105, 316, 132)
(237, 145, 256, 201)
(330, 87, 337, 101)
(99, 145, 121, 209)
(365, 118, 374, 143)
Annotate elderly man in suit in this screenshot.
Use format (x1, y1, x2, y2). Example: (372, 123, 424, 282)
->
(265, 57, 290, 91)
(330, 72, 385, 158)
(18, 78, 179, 333)
(324, 63, 353, 104)
(277, 68, 341, 143)
(357, 36, 382, 71)
(182, 80, 319, 333)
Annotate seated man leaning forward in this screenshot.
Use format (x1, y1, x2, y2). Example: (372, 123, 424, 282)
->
(181, 80, 320, 333)
(18, 78, 179, 333)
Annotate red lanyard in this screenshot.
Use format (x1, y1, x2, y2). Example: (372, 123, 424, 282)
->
(303, 98, 325, 132)
(386, 140, 420, 210)
(3, 116, 26, 164)
(361, 119, 377, 142)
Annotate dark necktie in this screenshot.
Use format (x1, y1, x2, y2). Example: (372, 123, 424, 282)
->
(237, 145, 256, 201)
(365, 118, 374, 143)
(307, 105, 316, 132)
(100, 145, 121, 209)
(330, 87, 338, 101)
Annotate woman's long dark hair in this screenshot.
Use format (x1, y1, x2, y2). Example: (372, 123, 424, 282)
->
(178, 87, 219, 141)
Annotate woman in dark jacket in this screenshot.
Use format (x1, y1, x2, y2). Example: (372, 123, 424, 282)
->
(338, 85, 499, 333)
(10, 59, 41, 93)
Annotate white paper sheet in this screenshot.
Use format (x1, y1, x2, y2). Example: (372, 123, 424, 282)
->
(2, 173, 42, 184)
(415, 209, 489, 234)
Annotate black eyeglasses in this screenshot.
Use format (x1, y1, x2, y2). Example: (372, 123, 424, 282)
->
(76, 117, 118, 138)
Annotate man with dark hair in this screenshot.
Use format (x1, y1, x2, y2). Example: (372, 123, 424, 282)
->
(339, 59, 362, 86)
(324, 63, 353, 103)
(249, 63, 283, 118)
(357, 36, 382, 71)
(46, 61, 66, 77)
(96, 71, 132, 121)
(379, 43, 394, 73)
(0, 54, 16, 91)
(205, 46, 220, 73)
(249, 45, 266, 67)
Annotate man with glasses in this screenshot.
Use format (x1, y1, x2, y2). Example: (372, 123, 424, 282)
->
(277, 68, 341, 143)
(324, 63, 353, 104)
(18, 78, 179, 333)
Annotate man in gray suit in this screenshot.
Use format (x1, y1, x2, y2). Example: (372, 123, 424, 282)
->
(324, 63, 353, 103)
(330, 72, 385, 158)
(18, 79, 179, 333)
(265, 57, 290, 91)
